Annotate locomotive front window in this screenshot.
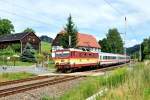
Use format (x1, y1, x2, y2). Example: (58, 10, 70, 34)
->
(55, 51, 70, 57)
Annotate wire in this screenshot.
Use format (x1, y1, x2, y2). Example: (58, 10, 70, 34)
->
(0, 0, 60, 28)
(0, 8, 52, 26)
(103, 0, 124, 15)
(103, 0, 137, 36)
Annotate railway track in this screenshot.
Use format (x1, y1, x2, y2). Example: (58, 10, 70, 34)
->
(0, 76, 49, 87)
(0, 76, 81, 97)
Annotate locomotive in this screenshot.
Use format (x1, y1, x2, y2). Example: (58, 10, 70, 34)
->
(52, 48, 130, 72)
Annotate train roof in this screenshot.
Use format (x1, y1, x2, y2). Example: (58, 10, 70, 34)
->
(100, 52, 129, 57)
(53, 48, 98, 53)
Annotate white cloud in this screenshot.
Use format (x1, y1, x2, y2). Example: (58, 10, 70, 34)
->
(0, 0, 150, 47)
(125, 39, 141, 47)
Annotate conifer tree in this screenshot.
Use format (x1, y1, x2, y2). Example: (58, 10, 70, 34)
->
(61, 15, 78, 48)
(20, 43, 36, 62)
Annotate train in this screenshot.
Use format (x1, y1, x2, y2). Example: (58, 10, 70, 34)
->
(52, 48, 130, 72)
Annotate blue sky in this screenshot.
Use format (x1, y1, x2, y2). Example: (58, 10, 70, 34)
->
(0, 0, 149, 47)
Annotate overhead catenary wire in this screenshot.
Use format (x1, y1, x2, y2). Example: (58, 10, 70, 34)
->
(103, 0, 142, 61)
(103, 0, 136, 36)
(0, 0, 49, 19)
(103, 0, 124, 15)
(103, 0, 127, 50)
(0, 0, 61, 28)
(0, 8, 52, 26)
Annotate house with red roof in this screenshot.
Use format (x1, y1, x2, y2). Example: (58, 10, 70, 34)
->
(52, 31, 101, 52)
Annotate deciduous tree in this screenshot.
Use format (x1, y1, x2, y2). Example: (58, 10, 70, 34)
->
(99, 28, 124, 54)
(0, 18, 15, 36)
(23, 28, 35, 33)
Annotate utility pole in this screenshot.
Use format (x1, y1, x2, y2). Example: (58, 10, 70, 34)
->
(139, 43, 142, 61)
(124, 17, 127, 63)
(69, 35, 71, 48)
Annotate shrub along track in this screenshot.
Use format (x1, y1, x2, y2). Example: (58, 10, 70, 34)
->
(0, 76, 81, 97)
(76, 63, 131, 74)
(92, 63, 129, 72)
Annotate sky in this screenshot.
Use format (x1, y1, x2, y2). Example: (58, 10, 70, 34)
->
(0, 0, 149, 47)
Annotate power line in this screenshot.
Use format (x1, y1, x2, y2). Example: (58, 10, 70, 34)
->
(103, 0, 137, 34)
(103, 0, 124, 15)
(0, 0, 62, 28)
(0, 8, 52, 26)
(103, 0, 138, 39)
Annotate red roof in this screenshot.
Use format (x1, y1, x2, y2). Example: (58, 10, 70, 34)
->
(52, 32, 101, 48)
(77, 33, 101, 48)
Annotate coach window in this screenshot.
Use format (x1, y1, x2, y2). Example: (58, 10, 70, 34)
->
(100, 56, 102, 60)
(103, 56, 106, 60)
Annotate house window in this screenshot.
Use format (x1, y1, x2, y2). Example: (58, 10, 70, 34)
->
(33, 39, 35, 42)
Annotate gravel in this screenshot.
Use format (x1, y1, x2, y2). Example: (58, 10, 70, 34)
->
(0, 77, 85, 100)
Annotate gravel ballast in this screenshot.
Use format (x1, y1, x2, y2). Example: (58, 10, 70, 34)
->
(0, 77, 85, 100)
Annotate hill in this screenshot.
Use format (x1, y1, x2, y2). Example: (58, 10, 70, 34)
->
(40, 35, 53, 43)
(127, 44, 140, 55)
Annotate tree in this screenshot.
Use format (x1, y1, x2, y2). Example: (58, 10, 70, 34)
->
(99, 28, 124, 54)
(60, 15, 78, 48)
(142, 37, 150, 59)
(23, 28, 35, 33)
(99, 38, 109, 52)
(20, 43, 36, 62)
(106, 28, 124, 54)
(0, 18, 15, 36)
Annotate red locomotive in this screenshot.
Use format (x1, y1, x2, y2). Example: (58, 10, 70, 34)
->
(52, 48, 130, 72)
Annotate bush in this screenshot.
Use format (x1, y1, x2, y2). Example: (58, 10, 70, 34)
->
(20, 43, 36, 62)
(0, 46, 15, 56)
(11, 43, 21, 53)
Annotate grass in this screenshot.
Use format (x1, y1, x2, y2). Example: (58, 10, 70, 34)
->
(0, 72, 35, 82)
(48, 61, 55, 69)
(99, 62, 150, 100)
(59, 67, 128, 100)
(0, 60, 34, 66)
(41, 42, 51, 53)
(41, 62, 150, 100)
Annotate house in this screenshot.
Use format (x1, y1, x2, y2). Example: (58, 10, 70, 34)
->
(52, 31, 101, 52)
(0, 32, 41, 53)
